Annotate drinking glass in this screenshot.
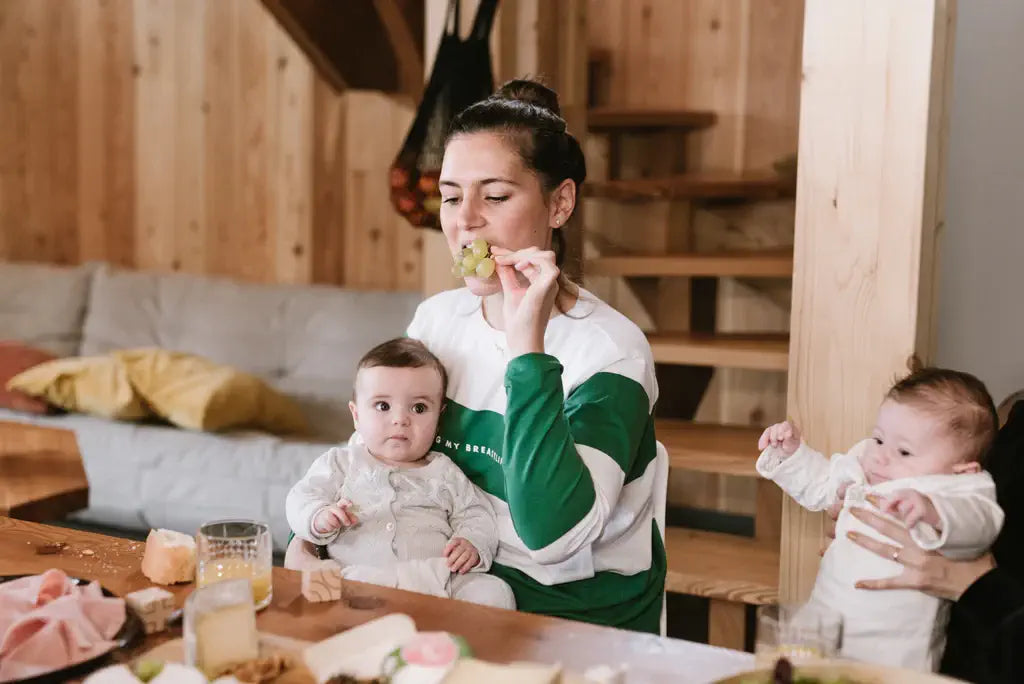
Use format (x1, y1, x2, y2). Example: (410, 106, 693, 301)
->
(196, 519, 273, 610)
(754, 602, 843, 668)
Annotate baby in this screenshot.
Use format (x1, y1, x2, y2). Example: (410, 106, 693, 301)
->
(757, 365, 1004, 671)
(285, 337, 515, 610)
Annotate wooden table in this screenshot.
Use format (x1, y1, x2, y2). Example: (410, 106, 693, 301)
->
(0, 421, 88, 520)
(0, 517, 755, 683)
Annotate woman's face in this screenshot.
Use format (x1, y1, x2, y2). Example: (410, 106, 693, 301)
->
(439, 132, 562, 296)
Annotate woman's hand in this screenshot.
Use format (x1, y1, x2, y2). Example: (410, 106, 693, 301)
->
(492, 246, 560, 356)
(846, 502, 996, 600)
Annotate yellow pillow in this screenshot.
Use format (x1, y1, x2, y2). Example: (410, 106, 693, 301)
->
(115, 348, 308, 434)
(6, 355, 150, 420)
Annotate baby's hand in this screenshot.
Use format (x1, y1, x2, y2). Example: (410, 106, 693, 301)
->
(312, 499, 359, 535)
(443, 537, 480, 574)
(881, 489, 941, 529)
(758, 421, 802, 456)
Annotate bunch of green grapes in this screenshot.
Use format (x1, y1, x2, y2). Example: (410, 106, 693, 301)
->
(452, 238, 496, 279)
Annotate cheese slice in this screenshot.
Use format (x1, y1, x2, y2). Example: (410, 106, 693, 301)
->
(140, 528, 197, 585)
(303, 614, 417, 681)
(194, 603, 260, 677)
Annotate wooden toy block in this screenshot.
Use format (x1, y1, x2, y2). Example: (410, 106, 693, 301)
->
(126, 586, 176, 634)
(301, 563, 344, 603)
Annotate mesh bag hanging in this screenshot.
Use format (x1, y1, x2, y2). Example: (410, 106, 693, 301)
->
(389, 0, 499, 230)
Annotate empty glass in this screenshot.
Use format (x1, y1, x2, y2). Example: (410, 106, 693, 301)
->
(196, 519, 273, 610)
(754, 602, 843, 667)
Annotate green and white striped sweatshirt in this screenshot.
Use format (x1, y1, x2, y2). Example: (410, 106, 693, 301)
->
(407, 287, 666, 633)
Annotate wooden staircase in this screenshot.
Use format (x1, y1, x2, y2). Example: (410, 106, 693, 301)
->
(582, 104, 793, 650)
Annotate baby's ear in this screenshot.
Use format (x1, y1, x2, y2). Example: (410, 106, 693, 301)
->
(953, 461, 981, 474)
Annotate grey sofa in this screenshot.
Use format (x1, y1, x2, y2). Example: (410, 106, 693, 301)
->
(0, 261, 421, 550)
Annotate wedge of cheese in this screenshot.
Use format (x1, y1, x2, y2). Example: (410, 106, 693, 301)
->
(303, 614, 417, 681)
(140, 529, 197, 585)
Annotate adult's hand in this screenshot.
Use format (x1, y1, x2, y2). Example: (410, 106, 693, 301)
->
(846, 503, 996, 600)
(491, 246, 560, 356)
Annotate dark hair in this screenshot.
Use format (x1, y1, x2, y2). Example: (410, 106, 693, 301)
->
(446, 78, 587, 271)
(355, 338, 447, 400)
(887, 360, 998, 464)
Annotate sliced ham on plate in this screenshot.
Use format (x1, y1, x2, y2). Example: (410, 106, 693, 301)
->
(0, 569, 126, 683)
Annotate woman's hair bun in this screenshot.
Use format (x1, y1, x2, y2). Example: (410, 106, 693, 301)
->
(494, 79, 561, 117)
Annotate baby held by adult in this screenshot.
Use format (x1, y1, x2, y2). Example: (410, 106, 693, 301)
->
(757, 366, 1005, 671)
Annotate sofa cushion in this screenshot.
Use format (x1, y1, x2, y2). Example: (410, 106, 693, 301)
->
(81, 265, 422, 441)
(0, 342, 57, 414)
(115, 348, 308, 434)
(0, 262, 95, 357)
(7, 354, 149, 420)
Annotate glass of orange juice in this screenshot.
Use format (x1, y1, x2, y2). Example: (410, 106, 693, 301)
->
(196, 519, 273, 610)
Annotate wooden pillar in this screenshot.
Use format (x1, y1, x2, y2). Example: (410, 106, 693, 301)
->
(420, 0, 588, 295)
(781, 0, 956, 601)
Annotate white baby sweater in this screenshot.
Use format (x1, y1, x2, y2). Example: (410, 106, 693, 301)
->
(757, 439, 1004, 671)
(286, 433, 499, 572)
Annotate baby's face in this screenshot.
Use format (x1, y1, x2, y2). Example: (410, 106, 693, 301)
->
(349, 365, 443, 467)
(860, 399, 974, 484)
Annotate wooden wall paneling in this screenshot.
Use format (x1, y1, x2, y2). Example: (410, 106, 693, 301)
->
(133, 0, 178, 272)
(203, 0, 240, 280)
(45, 1, 79, 265)
(236, 0, 272, 282)
(77, 0, 136, 267)
(342, 91, 409, 290)
(267, 11, 314, 285)
(681, 0, 748, 172)
(172, 0, 207, 275)
(741, 0, 805, 171)
(311, 80, 347, 285)
(0, 1, 22, 260)
(781, 0, 955, 602)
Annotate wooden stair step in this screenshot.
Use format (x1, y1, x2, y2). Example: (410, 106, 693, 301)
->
(587, 107, 717, 132)
(584, 172, 792, 202)
(656, 420, 762, 477)
(587, 250, 793, 278)
(648, 332, 789, 370)
(664, 528, 779, 605)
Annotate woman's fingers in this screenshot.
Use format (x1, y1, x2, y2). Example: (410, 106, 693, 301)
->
(850, 505, 913, 545)
(757, 427, 771, 450)
(846, 529, 903, 564)
(856, 574, 914, 591)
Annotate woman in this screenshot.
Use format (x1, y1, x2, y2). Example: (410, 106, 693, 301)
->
(287, 79, 666, 633)
(840, 398, 1024, 682)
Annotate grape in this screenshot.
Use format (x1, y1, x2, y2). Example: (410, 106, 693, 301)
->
(475, 258, 496, 279)
(134, 660, 165, 682)
(452, 239, 495, 279)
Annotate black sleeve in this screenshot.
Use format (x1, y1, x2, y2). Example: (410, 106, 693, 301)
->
(942, 401, 1024, 683)
(951, 568, 1024, 683)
